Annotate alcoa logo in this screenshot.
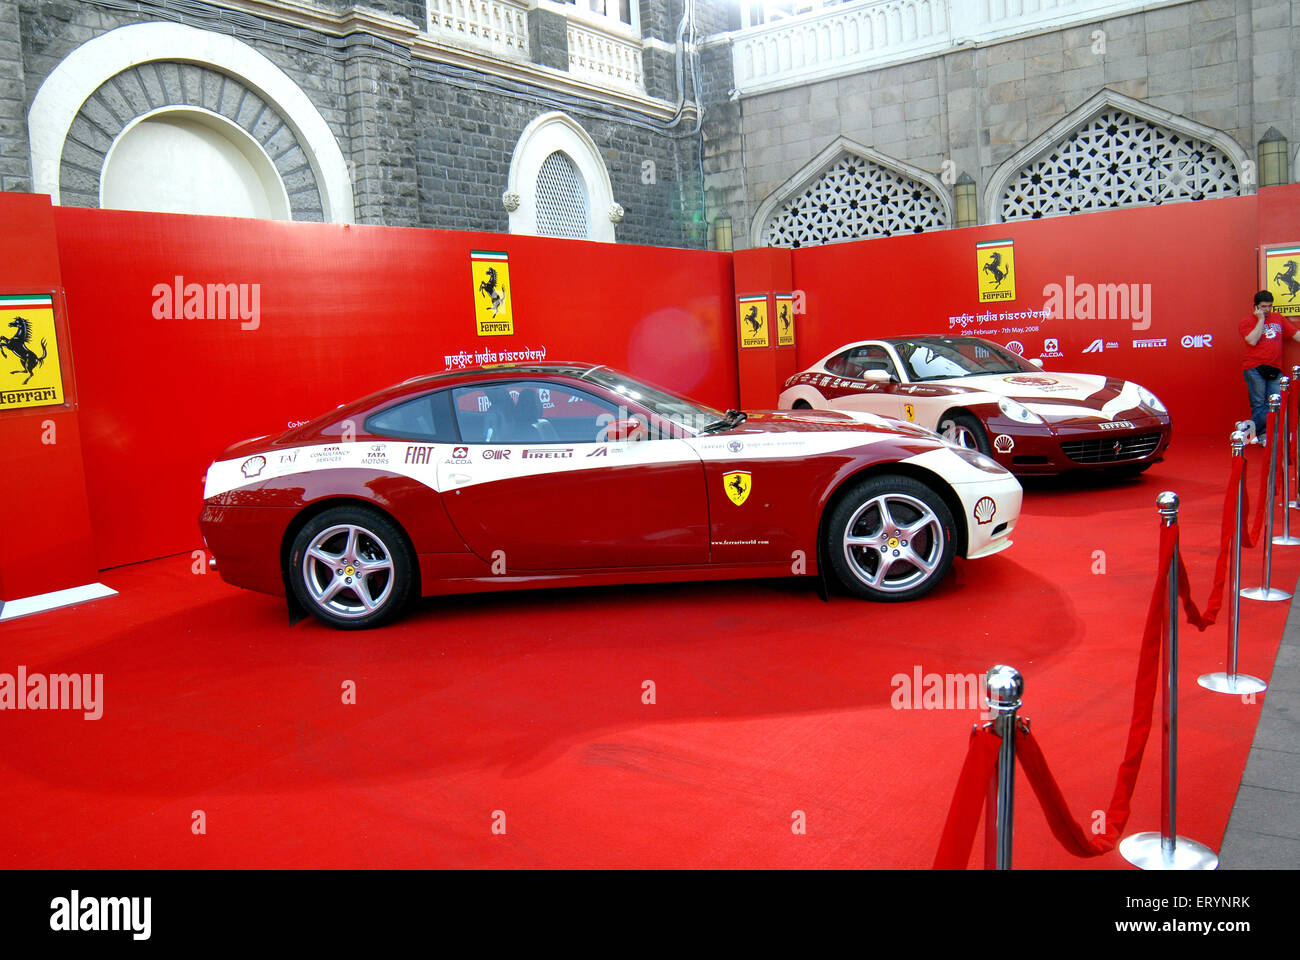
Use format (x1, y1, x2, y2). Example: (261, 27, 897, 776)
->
(973, 497, 997, 525)
(1181, 334, 1214, 348)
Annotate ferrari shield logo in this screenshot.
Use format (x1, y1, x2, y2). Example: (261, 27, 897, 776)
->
(1264, 245, 1300, 316)
(976, 239, 1016, 302)
(471, 250, 514, 336)
(904, 403, 916, 422)
(0, 294, 64, 410)
(737, 295, 769, 348)
(775, 294, 795, 346)
(724, 470, 752, 506)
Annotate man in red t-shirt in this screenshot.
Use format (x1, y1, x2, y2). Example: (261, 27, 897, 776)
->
(1238, 290, 1300, 444)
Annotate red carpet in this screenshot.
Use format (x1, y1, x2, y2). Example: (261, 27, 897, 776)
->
(1, 433, 1291, 868)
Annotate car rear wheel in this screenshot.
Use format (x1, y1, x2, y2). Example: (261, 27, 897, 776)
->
(937, 412, 991, 455)
(791, 399, 813, 409)
(825, 475, 955, 602)
(289, 506, 416, 629)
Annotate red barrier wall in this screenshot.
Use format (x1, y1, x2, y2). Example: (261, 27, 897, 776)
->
(0, 194, 100, 602)
(789, 189, 1289, 433)
(53, 208, 737, 569)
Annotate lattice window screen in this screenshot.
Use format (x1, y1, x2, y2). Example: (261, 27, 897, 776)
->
(536, 151, 589, 238)
(1000, 109, 1240, 222)
(764, 153, 948, 248)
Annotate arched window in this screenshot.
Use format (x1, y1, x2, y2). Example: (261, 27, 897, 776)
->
(28, 21, 352, 222)
(752, 138, 951, 248)
(987, 90, 1248, 224)
(505, 112, 621, 242)
(101, 108, 291, 220)
(535, 151, 590, 238)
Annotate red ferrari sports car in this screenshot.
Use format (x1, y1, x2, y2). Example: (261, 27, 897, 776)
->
(779, 336, 1172, 476)
(200, 363, 1022, 628)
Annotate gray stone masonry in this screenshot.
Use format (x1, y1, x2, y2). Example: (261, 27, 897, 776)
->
(3, 0, 711, 247)
(706, 0, 1300, 248)
(0, 0, 30, 191)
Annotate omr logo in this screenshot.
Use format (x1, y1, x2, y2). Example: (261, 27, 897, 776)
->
(482, 449, 511, 460)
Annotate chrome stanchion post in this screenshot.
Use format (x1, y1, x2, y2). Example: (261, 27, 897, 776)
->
(982, 665, 1022, 871)
(1291, 365, 1300, 509)
(1242, 394, 1293, 599)
(1200, 432, 1269, 696)
(1274, 377, 1300, 545)
(1121, 493, 1219, 870)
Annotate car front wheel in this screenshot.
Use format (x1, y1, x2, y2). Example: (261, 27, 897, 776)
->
(289, 505, 416, 629)
(937, 412, 991, 455)
(825, 475, 956, 602)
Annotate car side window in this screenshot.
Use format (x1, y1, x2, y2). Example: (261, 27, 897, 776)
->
(827, 346, 898, 381)
(364, 390, 456, 441)
(451, 381, 620, 443)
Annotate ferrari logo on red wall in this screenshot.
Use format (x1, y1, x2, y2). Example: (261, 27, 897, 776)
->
(471, 250, 514, 336)
(0, 294, 63, 410)
(775, 294, 795, 346)
(737, 295, 769, 348)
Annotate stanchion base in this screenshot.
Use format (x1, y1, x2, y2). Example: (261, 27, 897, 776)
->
(1272, 534, 1300, 545)
(1198, 672, 1268, 695)
(1119, 833, 1219, 870)
(1289, 500, 1299, 509)
(1240, 586, 1293, 600)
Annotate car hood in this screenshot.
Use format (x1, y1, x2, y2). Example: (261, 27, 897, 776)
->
(935, 372, 1156, 421)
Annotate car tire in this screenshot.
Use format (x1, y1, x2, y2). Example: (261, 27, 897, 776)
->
(288, 505, 416, 629)
(825, 474, 956, 602)
(792, 399, 813, 409)
(937, 412, 991, 454)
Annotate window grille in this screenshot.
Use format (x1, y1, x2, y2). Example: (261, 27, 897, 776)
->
(764, 152, 948, 247)
(535, 150, 589, 239)
(999, 108, 1240, 221)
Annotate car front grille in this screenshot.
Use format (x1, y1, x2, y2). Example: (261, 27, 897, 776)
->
(1061, 433, 1162, 464)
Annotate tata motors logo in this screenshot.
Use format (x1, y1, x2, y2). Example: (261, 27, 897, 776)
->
(1181, 334, 1214, 348)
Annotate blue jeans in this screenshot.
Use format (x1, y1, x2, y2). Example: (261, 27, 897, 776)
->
(1244, 367, 1281, 435)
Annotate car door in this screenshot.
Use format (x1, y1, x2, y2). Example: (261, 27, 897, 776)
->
(823, 344, 911, 421)
(436, 378, 709, 570)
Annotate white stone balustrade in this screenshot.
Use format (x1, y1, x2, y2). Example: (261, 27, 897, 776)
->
(731, 0, 1174, 96)
(427, 0, 531, 60)
(566, 21, 645, 94)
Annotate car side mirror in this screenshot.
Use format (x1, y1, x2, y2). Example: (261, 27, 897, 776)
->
(863, 369, 893, 383)
(605, 418, 646, 441)
(1029, 358, 1044, 369)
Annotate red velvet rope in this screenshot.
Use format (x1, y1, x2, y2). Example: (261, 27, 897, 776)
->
(1246, 410, 1277, 548)
(1175, 456, 1244, 630)
(931, 726, 1002, 868)
(930, 522, 1176, 866)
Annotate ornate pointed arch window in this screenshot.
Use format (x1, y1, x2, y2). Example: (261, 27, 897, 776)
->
(989, 90, 1248, 224)
(754, 139, 951, 248)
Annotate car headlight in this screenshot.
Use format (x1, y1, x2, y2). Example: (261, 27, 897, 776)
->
(948, 446, 1011, 475)
(998, 397, 1044, 425)
(1137, 385, 1166, 413)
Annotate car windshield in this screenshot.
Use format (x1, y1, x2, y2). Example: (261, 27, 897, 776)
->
(578, 366, 725, 435)
(891, 338, 1038, 381)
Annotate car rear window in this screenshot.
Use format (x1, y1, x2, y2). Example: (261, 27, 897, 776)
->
(365, 390, 457, 442)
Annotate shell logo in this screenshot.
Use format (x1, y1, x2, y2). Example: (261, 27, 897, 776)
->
(993, 434, 1014, 453)
(241, 456, 266, 478)
(973, 497, 997, 525)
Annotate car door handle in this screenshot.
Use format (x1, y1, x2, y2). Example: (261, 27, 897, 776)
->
(448, 473, 471, 485)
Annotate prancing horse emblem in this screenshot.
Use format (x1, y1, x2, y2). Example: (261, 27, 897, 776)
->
(724, 470, 752, 506)
(478, 266, 507, 316)
(0, 317, 48, 384)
